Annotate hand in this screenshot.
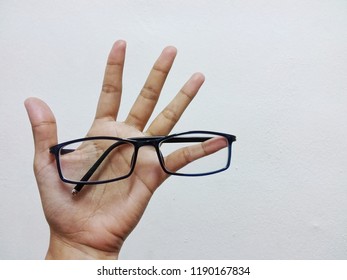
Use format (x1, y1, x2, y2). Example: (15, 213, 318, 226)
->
(25, 40, 206, 259)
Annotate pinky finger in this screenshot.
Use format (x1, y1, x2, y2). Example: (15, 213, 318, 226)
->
(163, 136, 228, 174)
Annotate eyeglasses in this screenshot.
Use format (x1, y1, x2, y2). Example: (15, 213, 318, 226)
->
(49, 130, 236, 195)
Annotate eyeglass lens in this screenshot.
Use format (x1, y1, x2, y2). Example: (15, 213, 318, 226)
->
(57, 133, 230, 183)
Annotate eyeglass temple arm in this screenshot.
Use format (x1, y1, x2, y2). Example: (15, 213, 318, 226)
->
(72, 141, 127, 195)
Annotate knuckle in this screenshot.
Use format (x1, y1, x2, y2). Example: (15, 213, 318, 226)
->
(141, 86, 160, 100)
(102, 83, 121, 94)
(182, 148, 193, 164)
(162, 107, 179, 124)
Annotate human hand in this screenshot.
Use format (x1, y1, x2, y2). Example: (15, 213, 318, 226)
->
(25, 40, 206, 259)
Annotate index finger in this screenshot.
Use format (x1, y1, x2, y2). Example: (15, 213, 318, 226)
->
(95, 40, 126, 121)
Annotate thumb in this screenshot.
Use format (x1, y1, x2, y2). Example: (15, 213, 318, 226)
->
(24, 97, 58, 158)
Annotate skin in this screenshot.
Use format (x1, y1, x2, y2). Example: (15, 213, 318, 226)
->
(24, 40, 222, 259)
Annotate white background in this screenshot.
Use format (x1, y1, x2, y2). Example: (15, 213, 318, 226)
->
(1, 0, 346, 259)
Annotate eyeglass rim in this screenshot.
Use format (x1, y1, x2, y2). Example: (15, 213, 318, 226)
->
(157, 131, 235, 177)
(50, 130, 236, 151)
(49, 130, 236, 185)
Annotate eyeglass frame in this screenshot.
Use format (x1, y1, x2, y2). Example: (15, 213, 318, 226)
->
(49, 130, 236, 195)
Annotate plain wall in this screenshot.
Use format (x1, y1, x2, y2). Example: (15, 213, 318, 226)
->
(1, 0, 347, 259)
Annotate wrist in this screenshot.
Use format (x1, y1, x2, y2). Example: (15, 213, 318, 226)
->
(46, 232, 119, 260)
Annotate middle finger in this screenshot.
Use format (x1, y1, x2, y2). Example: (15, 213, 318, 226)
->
(125, 46, 177, 131)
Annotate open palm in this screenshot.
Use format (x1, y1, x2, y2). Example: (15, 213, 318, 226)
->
(25, 40, 205, 259)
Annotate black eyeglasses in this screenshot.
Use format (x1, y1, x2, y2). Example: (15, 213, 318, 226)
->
(50, 130, 236, 195)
